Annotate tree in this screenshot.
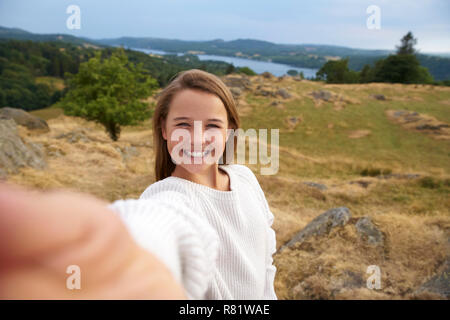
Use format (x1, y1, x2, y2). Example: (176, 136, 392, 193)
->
(236, 66, 256, 76)
(396, 31, 417, 55)
(371, 32, 433, 84)
(287, 69, 298, 76)
(60, 49, 158, 141)
(359, 64, 373, 83)
(372, 54, 433, 84)
(226, 63, 235, 74)
(316, 58, 359, 83)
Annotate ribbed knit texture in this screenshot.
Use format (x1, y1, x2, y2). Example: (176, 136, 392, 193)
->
(107, 164, 277, 300)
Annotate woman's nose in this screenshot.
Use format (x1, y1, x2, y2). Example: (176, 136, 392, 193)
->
(191, 124, 207, 148)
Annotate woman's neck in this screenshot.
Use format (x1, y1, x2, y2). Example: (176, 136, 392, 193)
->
(171, 165, 231, 191)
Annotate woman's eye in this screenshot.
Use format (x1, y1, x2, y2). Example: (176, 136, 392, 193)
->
(176, 123, 219, 128)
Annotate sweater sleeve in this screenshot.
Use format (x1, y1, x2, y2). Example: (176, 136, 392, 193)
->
(232, 165, 278, 299)
(262, 208, 278, 300)
(106, 192, 219, 300)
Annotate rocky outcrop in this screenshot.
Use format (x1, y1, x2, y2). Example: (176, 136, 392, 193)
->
(285, 116, 302, 130)
(276, 88, 292, 99)
(229, 87, 242, 99)
(0, 119, 46, 175)
(221, 75, 252, 91)
(261, 71, 274, 79)
(386, 109, 450, 140)
(256, 86, 293, 99)
(279, 207, 352, 252)
(0, 107, 50, 132)
(311, 90, 333, 101)
(414, 258, 450, 299)
(303, 181, 328, 191)
(115, 145, 140, 162)
(371, 94, 386, 101)
(355, 216, 385, 246)
(56, 129, 91, 143)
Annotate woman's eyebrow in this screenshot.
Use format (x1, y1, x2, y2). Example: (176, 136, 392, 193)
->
(173, 117, 224, 123)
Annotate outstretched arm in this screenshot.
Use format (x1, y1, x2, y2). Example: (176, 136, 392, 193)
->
(109, 192, 219, 299)
(0, 182, 204, 299)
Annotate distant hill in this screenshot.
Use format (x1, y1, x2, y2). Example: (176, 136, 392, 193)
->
(0, 26, 101, 47)
(98, 36, 392, 68)
(96, 37, 450, 81)
(1, 26, 449, 80)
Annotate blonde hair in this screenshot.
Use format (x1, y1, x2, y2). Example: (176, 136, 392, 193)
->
(153, 69, 240, 181)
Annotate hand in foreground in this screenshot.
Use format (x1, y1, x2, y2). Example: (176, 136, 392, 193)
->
(0, 182, 187, 299)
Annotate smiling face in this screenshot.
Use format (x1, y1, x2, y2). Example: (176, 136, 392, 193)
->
(161, 89, 230, 175)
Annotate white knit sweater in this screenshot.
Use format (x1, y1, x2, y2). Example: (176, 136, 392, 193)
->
(107, 164, 277, 300)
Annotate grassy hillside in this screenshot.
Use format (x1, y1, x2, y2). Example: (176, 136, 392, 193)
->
(9, 75, 450, 299)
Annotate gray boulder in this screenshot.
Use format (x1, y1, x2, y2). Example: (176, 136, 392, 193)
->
(222, 75, 251, 90)
(279, 207, 351, 252)
(0, 107, 50, 132)
(56, 129, 90, 143)
(311, 90, 333, 101)
(415, 258, 450, 298)
(261, 71, 274, 79)
(371, 94, 386, 101)
(116, 146, 140, 162)
(229, 87, 242, 99)
(0, 119, 46, 174)
(276, 88, 292, 99)
(355, 216, 384, 246)
(303, 181, 328, 191)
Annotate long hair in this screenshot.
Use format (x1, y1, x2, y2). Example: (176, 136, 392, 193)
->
(153, 69, 241, 181)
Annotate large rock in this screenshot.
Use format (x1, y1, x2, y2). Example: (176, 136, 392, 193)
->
(0, 119, 46, 174)
(56, 129, 90, 143)
(371, 94, 386, 101)
(355, 216, 384, 246)
(415, 258, 450, 299)
(279, 207, 352, 252)
(0, 107, 50, 132)
(303, 181, 328, 191)
(115, 145, 140, 162)
(229, 87, 242, 99)
(276, 88, 292, 99)
(261, 71, 274, 79)
(222, 75, 251, 90)
(255, 85, 276, 97)
(311, 90, 333, 101)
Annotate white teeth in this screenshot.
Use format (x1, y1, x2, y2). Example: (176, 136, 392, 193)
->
(183, 149, 211, 157)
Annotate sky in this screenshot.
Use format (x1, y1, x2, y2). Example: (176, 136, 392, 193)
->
(0, 0, 449, 53)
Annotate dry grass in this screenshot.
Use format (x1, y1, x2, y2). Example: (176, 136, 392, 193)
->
(9, 115, 156, 201)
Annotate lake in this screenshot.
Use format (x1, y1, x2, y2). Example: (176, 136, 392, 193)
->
(132, 47, 318, 78)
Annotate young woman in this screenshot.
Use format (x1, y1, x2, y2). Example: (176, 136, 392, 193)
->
(0, 69, 277, 300)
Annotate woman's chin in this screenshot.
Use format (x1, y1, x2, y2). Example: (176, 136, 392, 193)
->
(180, 158, 218, 173)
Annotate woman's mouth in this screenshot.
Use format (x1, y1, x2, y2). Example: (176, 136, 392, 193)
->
(183, 148, 211, 158)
